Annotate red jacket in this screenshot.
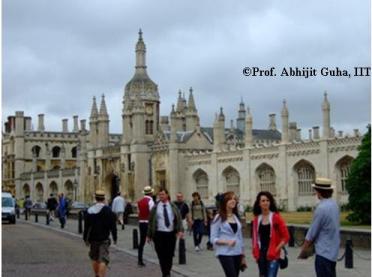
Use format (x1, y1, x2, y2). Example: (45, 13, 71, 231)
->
(252, 212, 289, 261)
(137, 197, 151, 221)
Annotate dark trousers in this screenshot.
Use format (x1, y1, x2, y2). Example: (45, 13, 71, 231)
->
(153, 231, 176, 277)
(138, 222, 148, 263)
(192, 219, 204, 247)
(218, 255, 241, 277)
(315, 255, 336, 277)
(59, 216, 66, 228)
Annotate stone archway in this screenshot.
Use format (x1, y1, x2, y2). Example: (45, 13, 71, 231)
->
(104, 173, 120, 204)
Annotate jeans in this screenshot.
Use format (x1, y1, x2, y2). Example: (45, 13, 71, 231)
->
(258, 257, 279, 277)
(315, 255, 336, 277)
(218, 255, 241, 277)
(192, 219, 204, 247)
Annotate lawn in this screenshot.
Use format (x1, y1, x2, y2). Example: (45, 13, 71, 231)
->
(245, 211, 371, 229)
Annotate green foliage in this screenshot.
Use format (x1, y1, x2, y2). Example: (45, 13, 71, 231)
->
(346, 125, 371, 224)
(296, 206, 313, 212)
(244, 205, 252, 213)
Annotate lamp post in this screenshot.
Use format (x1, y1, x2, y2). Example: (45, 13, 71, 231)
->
(73, 179, 78, 201)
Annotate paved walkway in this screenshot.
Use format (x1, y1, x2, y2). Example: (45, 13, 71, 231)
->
(20, 216, 371, 277)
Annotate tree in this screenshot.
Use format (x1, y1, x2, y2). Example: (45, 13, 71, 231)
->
(346, 125, 371, 224)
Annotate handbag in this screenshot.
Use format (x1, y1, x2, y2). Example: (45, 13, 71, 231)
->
(279, 247, 288, 269)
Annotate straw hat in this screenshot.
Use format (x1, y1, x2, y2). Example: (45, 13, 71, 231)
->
(311, 177, 334, 190)
(95, 190, 106, 198)
(143, 186, 154, 194)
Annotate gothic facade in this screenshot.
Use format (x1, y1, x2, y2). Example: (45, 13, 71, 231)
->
(2, 31, 362, 210)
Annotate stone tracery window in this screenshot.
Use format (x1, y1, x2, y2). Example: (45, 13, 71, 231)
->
(35, 183, 44, 202)
(295, 160, 315, 196)
(193, 169, 209, 199)
(257, 164, 276, 195)
(223, 166, 240, 196)
(336, 156, 353, 193)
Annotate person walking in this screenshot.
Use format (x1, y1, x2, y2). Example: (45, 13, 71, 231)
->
(147, 188, 183, 277)
(211, 191, 246, 277)
(57, 193, 68, 229)
(190, 191, 207, 251)
(83, 190, 117, 277)
(173, 192, 190, 232)
(46, 193, 58, 222)
(137, 186, 155, 267)
(112, 191, 126, 227)
(298, 177, 340, 277)
(252, 191, 289, 277)
(24, 195, 33, 219)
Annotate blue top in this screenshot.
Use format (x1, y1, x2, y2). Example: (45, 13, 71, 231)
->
(211, 214, 245, 257)
(305, 198, 340, 261)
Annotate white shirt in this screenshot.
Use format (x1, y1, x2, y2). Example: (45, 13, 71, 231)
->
(112, 195, 125, 213)
(156, 201, 174, 232)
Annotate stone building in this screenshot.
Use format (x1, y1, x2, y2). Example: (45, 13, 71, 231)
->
(2, 30, 362, 210)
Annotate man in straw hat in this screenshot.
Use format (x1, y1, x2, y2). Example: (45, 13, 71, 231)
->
(298, 177, 340, 277)
(136, 186, 155, 267)
(84, 190, 117, 277)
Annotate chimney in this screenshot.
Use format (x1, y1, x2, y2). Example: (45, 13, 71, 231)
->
(38, 114, 45, 131)
(313, 126, 320, 139)
(62, 119, 68, 132)
(308, 129, 312, 140)
(330, 127, 335, 138)
(296, 129, 302, 141)
(353, 129, 360, 137)
(268, 114, 277, 130)
(80, 119, 86, 131)
(25, 117, 32, 131)
(73, 115, 79, 132)
(289, 122, 297, 141)
(338, 131, 343, 138)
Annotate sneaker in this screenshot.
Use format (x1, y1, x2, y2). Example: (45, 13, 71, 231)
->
(138, 261, 146, 267)
(195, 246, 200, 252)
(198, 245, 203, 251)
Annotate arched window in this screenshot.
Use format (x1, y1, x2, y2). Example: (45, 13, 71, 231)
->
(193, 169, 209, 199)
(294, 160, 315, 196)
(257, 163, 276, 195)
(71, 147, 77, 158)
(222, 166, 240, 196)
(336, 156, 353, 193)
(52, 146, 61, 158)
(49, 182, 58, 195)
(64, 180, 73, 200)
(32, 145, 41, 158)
(35, 183, 44, 202)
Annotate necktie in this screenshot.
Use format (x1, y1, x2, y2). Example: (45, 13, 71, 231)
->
(163, 204, 170, 228)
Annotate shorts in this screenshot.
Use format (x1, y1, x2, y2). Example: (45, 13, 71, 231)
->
(89, 240, 110, 265)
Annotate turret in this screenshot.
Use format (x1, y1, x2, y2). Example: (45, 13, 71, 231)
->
(236, 99, 246, 132)
(185, 87, 199, 131)
(37, 114, 45, 132)
(245, 107, 253, 147)
(89, 96, 98, 148)
(322, 92, 331, 139)
(98, 94, 110, 147)
(281, 100, 289, 144)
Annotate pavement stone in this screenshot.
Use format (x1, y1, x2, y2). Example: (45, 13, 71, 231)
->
(19, 215, 371, 277)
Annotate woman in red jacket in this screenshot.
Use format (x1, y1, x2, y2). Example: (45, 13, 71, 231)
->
(251, 191, 289, 277)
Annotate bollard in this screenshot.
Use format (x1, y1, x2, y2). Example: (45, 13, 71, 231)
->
(25, 210, 28, 221)
(35, 213, 38, 223)
(179, 238, 186, 264)
(78, 211, 83, 234)
(122, 223, 125, 230)
(133, 229, 139, 249)
(288, 226, 295, 247)
(46, 213, 50, 225)
(16, 209, 20, 219)
(345, 239, 353, 269)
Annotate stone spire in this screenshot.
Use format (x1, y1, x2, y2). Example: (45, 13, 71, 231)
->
(176, 90, 183, 112)
(237, 98, 246, 132)
(322, 91, 331, 139)
(187, 87, 197, 112)
(90, 97, 98, 119)
(281, 100, 289, 144)
(99, 94, 108, 116)
(135, 28, 147, 73)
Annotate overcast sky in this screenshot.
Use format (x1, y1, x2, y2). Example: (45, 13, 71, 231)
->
(3, 0, 371, 136)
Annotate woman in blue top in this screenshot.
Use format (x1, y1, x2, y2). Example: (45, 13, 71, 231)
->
(57, 193, 67, 229)
(211, 191, 246, 277)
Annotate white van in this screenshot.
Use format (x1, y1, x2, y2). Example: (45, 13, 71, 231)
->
(2, 192, 16, 224)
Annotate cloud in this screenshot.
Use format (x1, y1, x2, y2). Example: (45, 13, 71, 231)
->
(2, 0, 370, 135)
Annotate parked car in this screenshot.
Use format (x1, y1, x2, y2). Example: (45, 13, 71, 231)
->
(2, 192, 16, 224)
